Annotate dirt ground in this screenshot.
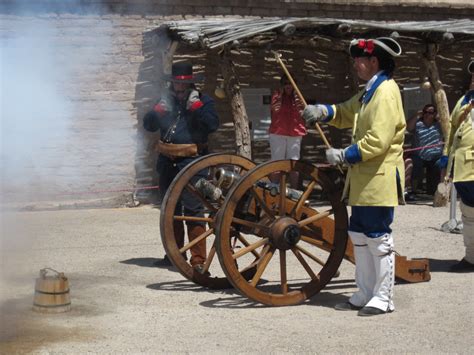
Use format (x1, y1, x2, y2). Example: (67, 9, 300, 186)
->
(0, 202, 473, 354)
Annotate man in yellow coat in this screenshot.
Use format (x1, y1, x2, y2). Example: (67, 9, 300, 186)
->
(441, 60, 474, 272)
(303, 37, 405, 316)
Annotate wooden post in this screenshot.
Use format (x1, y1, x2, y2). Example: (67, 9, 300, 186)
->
(423, 43, 450, 140)
(162, 40, 178, 81)
(220, 47, 252, 159)
(423, 43, 449, 207)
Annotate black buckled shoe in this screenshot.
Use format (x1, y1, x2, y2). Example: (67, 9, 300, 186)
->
(449, 258, 474, 272)
(334, 302, 363, 311)
(357, 306, 391, 317)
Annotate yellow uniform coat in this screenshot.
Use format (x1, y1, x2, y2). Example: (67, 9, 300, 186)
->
(445, 96, 474, 182)
(329, 79, 406, 206)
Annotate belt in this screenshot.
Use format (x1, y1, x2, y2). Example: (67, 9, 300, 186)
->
(155, 141, 208, 159)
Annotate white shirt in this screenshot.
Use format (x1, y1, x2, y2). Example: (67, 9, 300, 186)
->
(365, 70, 384, 92)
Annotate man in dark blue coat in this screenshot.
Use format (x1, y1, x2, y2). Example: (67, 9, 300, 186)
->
(143, 62, 219, 272)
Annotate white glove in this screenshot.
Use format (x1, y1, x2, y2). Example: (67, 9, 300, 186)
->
(186, 90, 203, 111)
(195, 178, 222, 201)
(153, 95, 173, 115)
(302, 104, 329, 126)
(326, 148, 346, 165)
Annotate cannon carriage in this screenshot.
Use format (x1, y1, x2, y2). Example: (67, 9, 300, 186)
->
(160, 153, 430, 306)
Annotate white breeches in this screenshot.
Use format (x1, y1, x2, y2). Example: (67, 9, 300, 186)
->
(349, 231, 395, 312)
(269, 134, 302, 160)
(461, 202, 474, 263)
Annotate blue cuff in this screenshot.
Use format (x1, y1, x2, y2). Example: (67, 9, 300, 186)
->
(321, 105, 334, 123)
(344, 144, 362, 164)
(436, 155, 448, 169)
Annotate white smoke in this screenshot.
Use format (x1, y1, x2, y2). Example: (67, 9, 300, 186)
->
(1, 23, 73, 203)
(0, 10, 135, 206)
(0, 4, 140, 341)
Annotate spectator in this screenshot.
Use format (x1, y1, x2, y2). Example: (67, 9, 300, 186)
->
(405, 104, 444, 198)
(269, 73, 306, 188)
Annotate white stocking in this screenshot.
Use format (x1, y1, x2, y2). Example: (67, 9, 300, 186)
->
(365, 233, 395, 312)
(348, 231, 375, 307)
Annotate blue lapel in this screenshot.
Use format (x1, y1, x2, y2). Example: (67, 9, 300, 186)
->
(361, 71, 390, 105)
(461, 90, 474, 106)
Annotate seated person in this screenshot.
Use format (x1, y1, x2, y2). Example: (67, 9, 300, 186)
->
(406, 104, 444, 197)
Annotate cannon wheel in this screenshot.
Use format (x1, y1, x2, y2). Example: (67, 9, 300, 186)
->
(160, 153, 257, 289)
(216, 160, 348, 306)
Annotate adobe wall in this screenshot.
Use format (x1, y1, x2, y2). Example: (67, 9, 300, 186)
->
(1, 1, 472, 20)
(1, 1, 472, 206)
(0, 13, 156, 205)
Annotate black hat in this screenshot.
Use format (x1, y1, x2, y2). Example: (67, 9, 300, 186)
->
(163, 61, 204, 83)
(468, 60, 474, 74)
(349, 37, 402, 59)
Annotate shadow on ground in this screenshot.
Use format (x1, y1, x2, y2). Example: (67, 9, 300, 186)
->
(195, 278, 357, 309)
(427, 258, 463, 272)
(120, 257, 176, 272)
(146, 279, 236, 295)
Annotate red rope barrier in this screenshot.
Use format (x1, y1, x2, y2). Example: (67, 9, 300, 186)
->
(403, 142, 444, 153)
(57, 185, 160, 196)
(54, 142, 443, 197)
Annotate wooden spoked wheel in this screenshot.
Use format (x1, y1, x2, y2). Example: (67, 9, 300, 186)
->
(160, 153, 257, 289)
(215, 160, 348, 306)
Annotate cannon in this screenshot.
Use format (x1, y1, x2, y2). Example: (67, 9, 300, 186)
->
(160, 153, 430, 306)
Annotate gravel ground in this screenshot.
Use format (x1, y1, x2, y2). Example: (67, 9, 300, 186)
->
(0, 203, 473, 354)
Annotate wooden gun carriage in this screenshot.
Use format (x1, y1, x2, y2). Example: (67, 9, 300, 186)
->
(160, 153, 430, 306)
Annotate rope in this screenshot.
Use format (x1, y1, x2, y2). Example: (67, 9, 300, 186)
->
(56, 185, 160, 196)
(403, 142, 444, 153)
(53, 142, 442, 198)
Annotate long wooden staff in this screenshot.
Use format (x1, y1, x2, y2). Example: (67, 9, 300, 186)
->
(273, 51, 344, 173)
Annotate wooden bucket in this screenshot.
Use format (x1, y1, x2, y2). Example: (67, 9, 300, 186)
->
(33, 268, 71, 313)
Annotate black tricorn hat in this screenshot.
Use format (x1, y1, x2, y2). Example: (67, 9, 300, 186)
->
(468, 60, 474, 74)
(163, 61, 204, 83)
(349, 37, 402, 59)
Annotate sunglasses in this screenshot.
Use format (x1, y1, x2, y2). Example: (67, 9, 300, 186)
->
(423, 111, 436, 114)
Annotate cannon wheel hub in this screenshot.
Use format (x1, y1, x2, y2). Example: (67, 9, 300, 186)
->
(270, 217, 300, 250)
